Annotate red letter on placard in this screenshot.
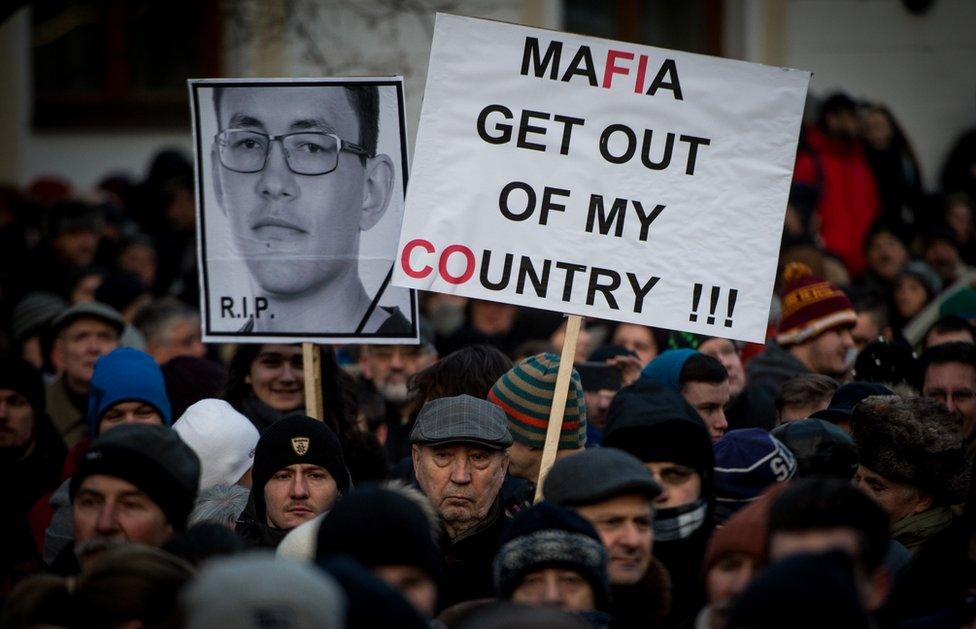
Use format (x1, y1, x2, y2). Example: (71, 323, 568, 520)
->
(439, 245, 476, 285)
(401, 239, 435, 279)
(603, 49, 634, 89)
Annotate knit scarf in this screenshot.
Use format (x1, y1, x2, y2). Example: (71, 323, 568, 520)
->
(653, 498, 708, 542)
(892, 506, 953, 553)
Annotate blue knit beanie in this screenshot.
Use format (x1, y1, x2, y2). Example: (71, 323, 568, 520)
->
(88, 348, 172, 436)
(640, 348, 697, 391)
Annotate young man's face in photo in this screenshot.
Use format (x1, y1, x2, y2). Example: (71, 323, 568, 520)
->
(213, 86, 382, 297)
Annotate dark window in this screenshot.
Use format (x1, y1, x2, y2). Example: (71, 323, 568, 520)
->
(32, 0, 221, 129)
(564, 0, 723, 55)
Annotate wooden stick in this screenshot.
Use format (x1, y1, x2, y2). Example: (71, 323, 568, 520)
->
(533, 314, 582, 503)
(303, 342, 324, 421)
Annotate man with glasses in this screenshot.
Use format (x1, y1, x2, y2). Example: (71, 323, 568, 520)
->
(921, 341, 976, 451)
(210, 84, 409, 335)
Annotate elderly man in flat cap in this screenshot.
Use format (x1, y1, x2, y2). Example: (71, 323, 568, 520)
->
(410, 394, 512, 609)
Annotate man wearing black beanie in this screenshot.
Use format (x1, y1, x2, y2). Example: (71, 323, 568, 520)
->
(603, 379, 715, 629)
(239, 414, 350, 548)
(66, 423, 200, 572)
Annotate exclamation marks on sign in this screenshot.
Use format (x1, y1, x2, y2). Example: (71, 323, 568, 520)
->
(725, 289, 738, 328)
(689, 283, 703, 322)
(690, 284, 739, 328)
(707, 286, 720, 325)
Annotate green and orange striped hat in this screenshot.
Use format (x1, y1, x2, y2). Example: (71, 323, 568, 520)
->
(487, 353, 587, 450)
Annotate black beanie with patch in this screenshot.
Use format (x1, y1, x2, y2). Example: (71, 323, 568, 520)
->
(251, 414, 350, 521)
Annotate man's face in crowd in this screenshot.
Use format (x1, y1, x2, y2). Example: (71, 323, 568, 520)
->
(512, 568, 596, 612)
(866, 232, 907, 281)
(118, 242, 157, 288)
(576, 494, 653, 585)
(263, 463, 339, 530)
(247, 345, 304, 412)
(73, 474, 172, 568)
(213, 86, 385, 296)
(923, 361, 976, 438)
(611, 324, 657, 366)
(793, 327, 854, 376)
(0, 389, 34, 450)
(412, 443, 508, 538)
(470, 300, 518, 335)
(584, 389, 615, 430)
(374, 565, 438, 618)
(682, 380, 730, 442)
(854, 465, 932, 523)
(55, 318, 120, 389)
(362, 345, 436, 404)
(894, 276, 929, 319)
(53, 227, 99, 268)
(98, 401, 163, 435)
(646, 461, 702, 509)
(926, 329, 975, 348)
(699, 338, 745, 397)
(925, 240, 961, 282)
(150, 316, 206, 365)
(705, 552, 760, 629)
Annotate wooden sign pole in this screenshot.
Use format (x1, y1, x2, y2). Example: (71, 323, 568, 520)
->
(303, 342, 324, 421)
(533, 314, 582, 503)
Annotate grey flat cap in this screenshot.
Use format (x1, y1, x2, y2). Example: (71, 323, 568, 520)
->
(50, 301, 126, 337)
(544, 447, 661, 506)
(411, 394, 513, 449)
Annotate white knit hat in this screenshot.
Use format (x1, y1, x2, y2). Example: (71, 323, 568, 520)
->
(173, 399, 259, 490)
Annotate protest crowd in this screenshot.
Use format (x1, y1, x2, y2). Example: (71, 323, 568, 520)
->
(2, 56, 976, 629)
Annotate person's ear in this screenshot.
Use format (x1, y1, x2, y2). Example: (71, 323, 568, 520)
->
(411, 445, 423, 475)
(359, 153, 395, 231)
(913, 490, 934, 514)
(212, 144, 227, 216)
(244, 373, 252, 386)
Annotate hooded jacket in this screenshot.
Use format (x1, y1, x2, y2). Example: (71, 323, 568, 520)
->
(603, 380, 714, 629)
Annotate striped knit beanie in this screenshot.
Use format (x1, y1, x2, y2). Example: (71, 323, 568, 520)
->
(776, 263, 856, 347)
(487, 353, 587, 449)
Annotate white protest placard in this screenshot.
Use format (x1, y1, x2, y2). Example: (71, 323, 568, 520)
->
(392, 14, 810, 343)
(189, 78, 418, 344)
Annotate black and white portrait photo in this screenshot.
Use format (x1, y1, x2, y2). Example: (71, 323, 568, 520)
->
(190, 78, 417, 343)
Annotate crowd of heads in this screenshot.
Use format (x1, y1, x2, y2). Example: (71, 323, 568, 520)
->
(1, 89, 976, 628)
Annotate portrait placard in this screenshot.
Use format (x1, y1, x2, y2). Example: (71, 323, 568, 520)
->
(392, 15, 810, 343)
(190, 78, 418, 343)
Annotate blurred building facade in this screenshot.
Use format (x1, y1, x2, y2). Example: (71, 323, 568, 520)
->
(0, 0, 973, 191)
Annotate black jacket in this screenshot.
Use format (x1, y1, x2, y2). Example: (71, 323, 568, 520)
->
(602, 381, 715, 629)
(235, 493, 289, 549)
(437, 497, 507, 611)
